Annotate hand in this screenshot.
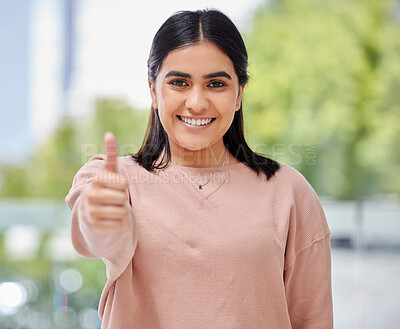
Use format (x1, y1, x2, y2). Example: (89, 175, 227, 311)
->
(87, 132, 129, 229)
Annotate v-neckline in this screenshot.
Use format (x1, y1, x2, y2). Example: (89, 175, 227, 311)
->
(166, 162, 244, 198)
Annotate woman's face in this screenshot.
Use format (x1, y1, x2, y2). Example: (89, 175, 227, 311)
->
(150, 41, 244, 157)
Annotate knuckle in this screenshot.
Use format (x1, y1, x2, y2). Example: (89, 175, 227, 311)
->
(88, 216, 98, 227)
(88, 205, 98, 217)
(120, 175, 128, 184)
(87, 191, 96, 203)
(107, 173, 122, 186)
(118, 192, 128, 203)
(97, 171, 110, 184)
(114, 173, 127, 185)
(105, 173, 117, 184)
(92, 173, 103, 184)
(120, 208, 129, 218)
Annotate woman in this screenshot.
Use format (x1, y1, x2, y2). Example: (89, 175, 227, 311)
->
(66, 9, 333, 329)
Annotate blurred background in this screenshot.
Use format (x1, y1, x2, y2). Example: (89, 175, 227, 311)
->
(0, 0, 399, 328)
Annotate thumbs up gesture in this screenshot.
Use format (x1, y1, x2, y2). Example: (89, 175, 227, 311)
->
(87, 132, 129, 229)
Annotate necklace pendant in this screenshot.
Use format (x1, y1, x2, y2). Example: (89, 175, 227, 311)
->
(199, 185, 202, 189)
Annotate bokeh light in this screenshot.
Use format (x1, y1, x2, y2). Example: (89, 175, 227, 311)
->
(4, 226, 40, 261)
(0, 282, 27, 314)
(79, 308, 101, 329)
(45, 228, 79, 262)
(20, 280, 39, 303)
(26, 311, 51, 329)
(53, 306, 77, 328)
(56, 268, 83, 294)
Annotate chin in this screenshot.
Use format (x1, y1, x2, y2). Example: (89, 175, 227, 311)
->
(178, 141, 214, 152)
(181, 144, 209, 152)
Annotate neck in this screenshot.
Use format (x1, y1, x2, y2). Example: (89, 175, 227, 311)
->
(168, 142, 232, 168)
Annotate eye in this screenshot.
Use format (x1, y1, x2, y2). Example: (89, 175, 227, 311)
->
(169, 79, 189, 87)
(208, 80, 226, 88)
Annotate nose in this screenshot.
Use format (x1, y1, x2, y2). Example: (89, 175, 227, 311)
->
(185, 86, 210, 113)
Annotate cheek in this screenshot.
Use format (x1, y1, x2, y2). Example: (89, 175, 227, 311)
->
(157, 88, 181, 114)
(217, 97, 239, 129)
(154, 89, 172, 126)
(217, 96, 238, 117)
(157, 109, 173, 135)
(156, 98, 180, 133)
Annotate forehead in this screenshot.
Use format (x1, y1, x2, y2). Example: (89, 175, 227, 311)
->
(158, 42, 236, 78)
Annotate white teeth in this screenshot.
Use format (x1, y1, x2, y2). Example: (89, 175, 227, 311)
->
(179, 116, 213, 126)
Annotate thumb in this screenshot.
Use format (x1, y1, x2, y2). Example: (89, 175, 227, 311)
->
(104, 132, 118, 173)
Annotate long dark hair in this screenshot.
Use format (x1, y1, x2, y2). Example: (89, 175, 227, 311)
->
(132, 9, 280, 180)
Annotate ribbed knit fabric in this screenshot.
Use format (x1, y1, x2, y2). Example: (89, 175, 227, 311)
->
(66, 154, 333, 329)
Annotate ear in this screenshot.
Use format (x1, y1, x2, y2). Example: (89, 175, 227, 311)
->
(235, 85, 245, 111)
(149, 80, 158, 109)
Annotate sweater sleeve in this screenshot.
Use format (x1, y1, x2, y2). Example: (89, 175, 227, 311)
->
(283, 170, 334, 329)
(65, 154, 138, 280)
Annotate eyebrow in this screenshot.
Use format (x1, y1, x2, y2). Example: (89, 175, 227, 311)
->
(164, 70, 232, 80)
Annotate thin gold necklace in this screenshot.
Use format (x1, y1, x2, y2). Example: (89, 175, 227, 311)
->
(173, 149, 227, 189)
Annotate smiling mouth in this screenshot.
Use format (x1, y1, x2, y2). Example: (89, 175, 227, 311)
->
(177, 115, 216, 127)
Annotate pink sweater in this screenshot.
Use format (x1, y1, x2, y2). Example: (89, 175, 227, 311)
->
(66, 154, 333, 329)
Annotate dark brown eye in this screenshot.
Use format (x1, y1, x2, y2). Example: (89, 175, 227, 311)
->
(208, 81, 226, 88)
(169, 79, 188, 87)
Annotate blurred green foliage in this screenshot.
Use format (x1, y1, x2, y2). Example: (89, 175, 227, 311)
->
(245, 0, 400, 199)
(0, 99, 149, 199)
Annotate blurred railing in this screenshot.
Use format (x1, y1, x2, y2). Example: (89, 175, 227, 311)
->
(321, 196, 400, 250)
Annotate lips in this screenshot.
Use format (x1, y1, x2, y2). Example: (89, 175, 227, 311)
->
(177, 115, 216, 127)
